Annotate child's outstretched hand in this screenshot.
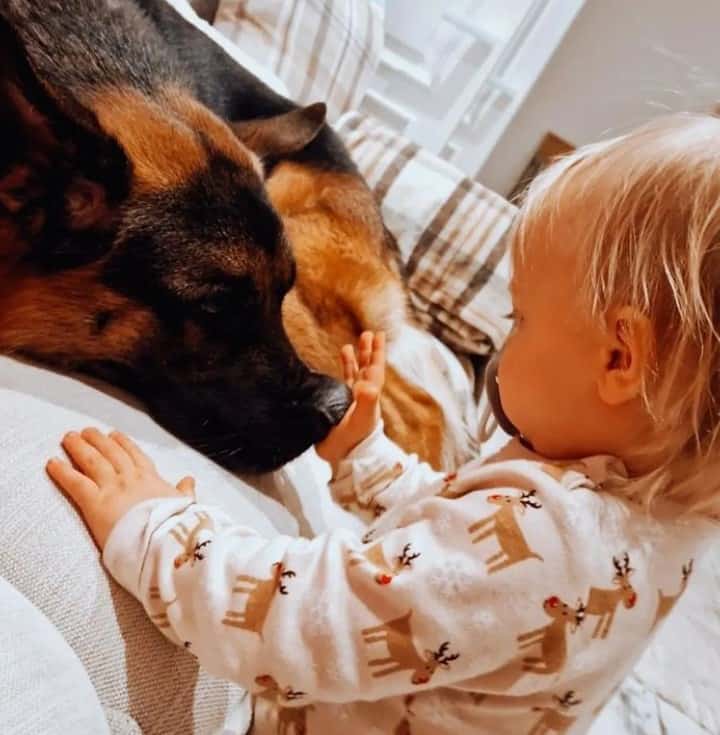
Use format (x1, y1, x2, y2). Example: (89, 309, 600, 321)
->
(316, 330, 385, 470)
(47, 429, 195, 550)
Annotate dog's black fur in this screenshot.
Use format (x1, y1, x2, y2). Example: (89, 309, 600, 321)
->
(0, 0, 358, 471)
(138, 0, 357, 173)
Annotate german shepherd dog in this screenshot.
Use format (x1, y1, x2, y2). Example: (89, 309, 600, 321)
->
(0, 0, 448, 472)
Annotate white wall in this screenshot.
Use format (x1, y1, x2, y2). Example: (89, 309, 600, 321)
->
(479, 0, 720, 196)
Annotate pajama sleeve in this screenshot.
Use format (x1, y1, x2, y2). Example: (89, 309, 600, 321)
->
(102, 461, 591, 706)
(327, 421, 450, 512)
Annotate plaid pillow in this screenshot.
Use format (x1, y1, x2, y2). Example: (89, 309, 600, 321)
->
(214, 0, 382, 121)
(336, 111, 516, 356)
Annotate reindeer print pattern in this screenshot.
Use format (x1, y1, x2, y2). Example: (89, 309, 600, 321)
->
(170, 511, 214, 569)
(518, 596, 585, 674)
(439, 472, 458, 497)
(336, 492, 387, 519)
(222, 562, 295, 637)
(347, 542, 421, 585)
(108, 424, 708, 735)
(528, 691, 582, 735)
(338, 461, 404, 518)
(468, 490, 544, 573)
(147, 585, 176, 630)
(361, 528, 377, 544)
(362, 461, 405, 492)
(255, 674, 307, 704)
(362, 611, 460, 685)
(583, 553, 637, 639)
(653, 559, 693, 629)
(255, 675, 313, 735)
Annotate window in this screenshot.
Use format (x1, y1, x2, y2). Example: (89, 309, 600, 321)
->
(363, 0, 585, 180)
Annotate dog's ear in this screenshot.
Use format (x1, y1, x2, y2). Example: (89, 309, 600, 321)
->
(189, 0, 220, 24)
(0, 16, 129, 265)
(231, 102, 327, 158)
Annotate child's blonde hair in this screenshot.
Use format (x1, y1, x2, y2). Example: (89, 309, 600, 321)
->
(515, 113, 720, 516)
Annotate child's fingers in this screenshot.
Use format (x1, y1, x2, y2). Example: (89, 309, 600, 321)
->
(352, 382, 380, 424)
(62, 432, 115, 484)
(362, 363, 385, 388)
(46, 457, 98, 509)
(109, 431, 155, 470)
(358, 331, 374, 369)
(81, 428, 133, 474)
(340, 344, 358, 386)
(369, 331, 386, 385)
(371, 331, 386, 369)
(176, 476, 196, 497)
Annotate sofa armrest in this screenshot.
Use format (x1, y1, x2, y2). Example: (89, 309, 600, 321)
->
(214, 0, 383, 121)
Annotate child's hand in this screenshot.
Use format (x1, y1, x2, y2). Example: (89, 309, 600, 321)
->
(316, 331, 385, 470)
(47, 428, 195, 550)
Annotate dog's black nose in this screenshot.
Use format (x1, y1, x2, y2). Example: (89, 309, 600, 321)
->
(308, 374, 353, 426)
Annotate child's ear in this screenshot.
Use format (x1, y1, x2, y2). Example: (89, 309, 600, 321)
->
(597, 306, 653, 406)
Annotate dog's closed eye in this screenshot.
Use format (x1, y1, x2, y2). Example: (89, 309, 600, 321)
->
(193, 275, 259, 315)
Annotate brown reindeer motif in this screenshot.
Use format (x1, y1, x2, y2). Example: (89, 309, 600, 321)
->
(529, 691, 582, 735)
(255, 674, 307, 703)
(337, 462, 404, 517)
(362, 528, 377, 544)
(255, 675, 313, 735)
(363, 461, 405, 491)
(335, 492, 387, 520)
(222, 562, 296, 637)
(147, 585, 176, 629)
(362, 611, 460, 685)
(362, 462, 403, 516)
(439, 472, 458, 497)
(170, 511, 214, 569)
(584, 553, 637, 639)
(348, 542, 421, 585)
(517, 596, 586, 674)
(653, 559, 693, 629)
(468, 490, 544, 573)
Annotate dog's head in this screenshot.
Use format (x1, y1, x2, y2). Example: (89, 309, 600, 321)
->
(0, 16, 350, 472)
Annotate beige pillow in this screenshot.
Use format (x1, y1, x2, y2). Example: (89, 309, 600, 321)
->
(214, 0, 382, 121)
(0, 381, 266, 735)
(0, 576, 110, 734)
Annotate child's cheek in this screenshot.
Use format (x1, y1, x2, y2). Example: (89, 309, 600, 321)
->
(496, 343, 527, 430)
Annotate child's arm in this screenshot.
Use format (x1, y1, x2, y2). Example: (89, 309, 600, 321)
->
(47, 431, 573, 704)
(325, 419, 448, 514)
(316, 331, 448, 513)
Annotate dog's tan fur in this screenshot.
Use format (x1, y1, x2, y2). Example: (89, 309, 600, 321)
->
(270, 162, 445, 467)
(0, 0, 448, 469)
(0, 264, 157, 363)
(0, 110, 446, 467)
(93, 88, 208, 191)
